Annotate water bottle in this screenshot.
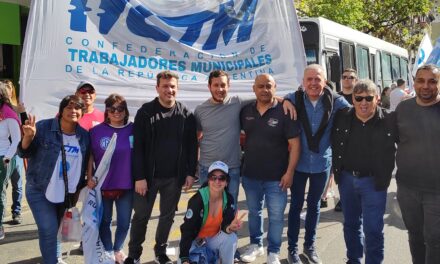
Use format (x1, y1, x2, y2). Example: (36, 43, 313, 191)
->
(61, 211, 73, 239)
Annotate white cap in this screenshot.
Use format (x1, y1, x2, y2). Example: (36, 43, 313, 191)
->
(208, 161, 229, 174)
(76, 81, 95, 91)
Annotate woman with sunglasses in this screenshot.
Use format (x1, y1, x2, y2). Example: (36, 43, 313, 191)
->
(18, 95, 90, 264)
(179, 161, 244, 264)
(87, 93, 133, 263)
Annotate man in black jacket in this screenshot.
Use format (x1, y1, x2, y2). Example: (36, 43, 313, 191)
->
(125, 71, 198, 264)
(331, 79, 396, 264)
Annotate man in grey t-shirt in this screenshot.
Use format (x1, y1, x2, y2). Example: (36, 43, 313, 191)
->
(395, 64, 440, 264)
(195, 70, 295, 206)
(195, 70, 246, 206)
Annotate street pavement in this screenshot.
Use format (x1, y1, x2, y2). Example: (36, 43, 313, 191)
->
(0, 177, 411, 264)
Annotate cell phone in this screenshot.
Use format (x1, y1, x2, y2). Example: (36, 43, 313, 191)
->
(20, 112, 28, 124)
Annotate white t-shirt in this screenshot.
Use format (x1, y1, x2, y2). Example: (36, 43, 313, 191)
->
(389, 88, 406, 111)
(45, 134, 82, 203)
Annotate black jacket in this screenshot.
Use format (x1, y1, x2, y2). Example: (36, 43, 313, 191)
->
(179, 186, 236, 262)
(132, 98, 197, 186)
(331, 107, 397, 190)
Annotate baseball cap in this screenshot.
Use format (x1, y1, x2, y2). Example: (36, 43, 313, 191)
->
(208, 161, 229, 174)
(76, 81, 95, 91)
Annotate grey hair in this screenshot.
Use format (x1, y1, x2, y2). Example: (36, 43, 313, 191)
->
(304, 64, 327, 79)
(353, 79, 378, 95)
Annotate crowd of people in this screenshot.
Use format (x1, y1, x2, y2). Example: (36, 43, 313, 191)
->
(0, 64, 439, 264)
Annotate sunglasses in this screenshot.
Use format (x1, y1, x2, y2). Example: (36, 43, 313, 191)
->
(78, 88, 95, 94)
(107, 106, 125, 113)
(342, 76, 356, 80)
(354, 95, 375, 102)
(209, 174, 227, 182)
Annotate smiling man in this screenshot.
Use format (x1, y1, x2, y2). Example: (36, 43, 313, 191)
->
(331, 79, 397, 264)
(395, 64, 440, 264)
(75, 81, 104, 130)
(126, 71, 197, 264)
(284, 64, 350, 264)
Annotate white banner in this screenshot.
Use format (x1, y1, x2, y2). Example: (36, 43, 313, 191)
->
(20, 0, 305, 118)
(426, 36, 440, 67)
(412, 33, 433, 77)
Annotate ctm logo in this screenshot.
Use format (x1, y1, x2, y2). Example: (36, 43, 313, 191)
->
(69, 0, 258, 50)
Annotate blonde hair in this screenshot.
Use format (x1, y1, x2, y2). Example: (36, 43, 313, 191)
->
(0, 80, 18, 106)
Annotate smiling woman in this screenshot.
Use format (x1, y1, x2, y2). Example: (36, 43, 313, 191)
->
(17, 95, 90, 263)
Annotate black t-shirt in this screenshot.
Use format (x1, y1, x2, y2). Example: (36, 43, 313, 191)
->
(240, 102, 301, 181)
(342, 115, 375, 174)
(153, 102, 180, 178)
(338, 91, 353, 105)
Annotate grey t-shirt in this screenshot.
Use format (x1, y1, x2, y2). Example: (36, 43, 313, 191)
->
(195, 96, 248, 168)
(396, 98, 440, 193)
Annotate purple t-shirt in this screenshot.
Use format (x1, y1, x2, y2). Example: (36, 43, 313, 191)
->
(90, 122, 134, 190)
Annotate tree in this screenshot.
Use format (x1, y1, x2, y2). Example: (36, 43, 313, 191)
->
(294, 0, 433, 50)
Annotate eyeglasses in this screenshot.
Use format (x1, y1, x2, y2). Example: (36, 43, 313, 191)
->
(78, 88, 95, 94)
(107, 106, 125, 113)
(342, 76, 356, 80)
(354, 95, 375, 102)
(209, 174, 227, 182)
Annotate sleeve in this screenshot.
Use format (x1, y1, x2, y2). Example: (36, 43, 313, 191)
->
(335, 96, 351, 110)
(179, 196, 202, 261)
(132, 108, 150, 181)
(194, 106, 202, 132)
(185, 111, 198, 178)
(4, 119, 21, 159)
(283, 113, 301, 139)
(284, 92, 296, 104)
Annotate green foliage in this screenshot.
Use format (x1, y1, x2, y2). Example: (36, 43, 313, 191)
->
(295, 0, 433, 50)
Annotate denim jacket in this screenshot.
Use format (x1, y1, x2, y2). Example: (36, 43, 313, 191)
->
(18, 118, 90, 192)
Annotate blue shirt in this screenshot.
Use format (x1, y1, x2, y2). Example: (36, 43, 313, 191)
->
(285, 91, 349, 173)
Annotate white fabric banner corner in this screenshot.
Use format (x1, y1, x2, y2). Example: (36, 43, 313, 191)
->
(20, 0, 306, 119)
(412, 33, 433, 77)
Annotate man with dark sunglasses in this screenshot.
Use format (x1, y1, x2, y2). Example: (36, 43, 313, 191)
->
(332, 79, 397, 264)
(339, 68, 358, 105)
(240, 74, 301, 264)
(75, 81, 104, 130)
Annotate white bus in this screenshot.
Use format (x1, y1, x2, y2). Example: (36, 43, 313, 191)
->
(299, 17, 410, 91)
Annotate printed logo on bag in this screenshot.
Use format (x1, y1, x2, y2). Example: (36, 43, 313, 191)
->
(100, 137, 112, 150)
(185, 209, 193, 219)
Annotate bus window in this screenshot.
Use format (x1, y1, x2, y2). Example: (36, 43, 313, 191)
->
(305, 47, 318, 65)
(370, 53, 376, 83)
(356, 46, 370, 79)
(400, 58, 409, 83)
(381, 53, 392, 87)
(377, 51, 383, 88)
(391, 55, 400, 80)
(340, 42, 356, 70)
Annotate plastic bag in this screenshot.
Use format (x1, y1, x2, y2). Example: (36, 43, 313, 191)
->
(58, 207, 82, 242)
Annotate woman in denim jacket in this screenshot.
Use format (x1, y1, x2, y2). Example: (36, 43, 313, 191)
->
(18, 95, 90, 264)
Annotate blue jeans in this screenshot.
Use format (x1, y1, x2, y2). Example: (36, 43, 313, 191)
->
(288, 170, 329, 251)
(100, 189, 133, 252)
(189, 231, 237, 263)
(26, 182, 64, 264)
(10, 155, 24, 215)
(397, 183, 440, 264)
(242, 176, 287, 254)
(199, 165, 240, 206)
(338, 171, 386, 264)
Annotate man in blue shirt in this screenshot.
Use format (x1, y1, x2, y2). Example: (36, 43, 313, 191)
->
(285, 64, 350, 264)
